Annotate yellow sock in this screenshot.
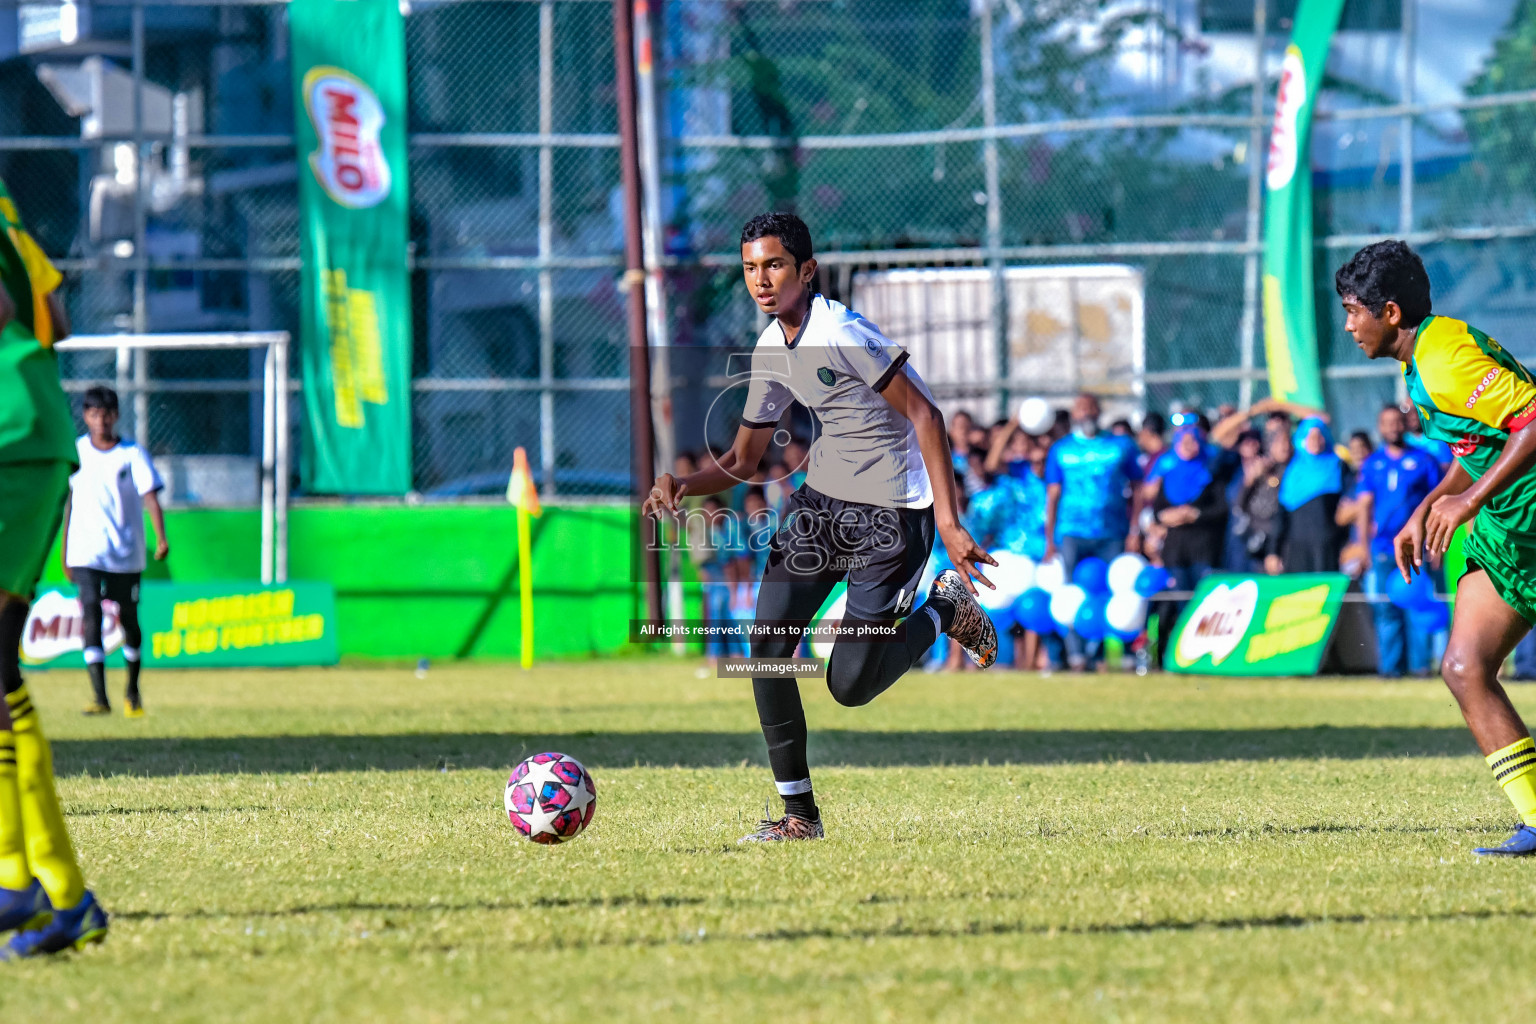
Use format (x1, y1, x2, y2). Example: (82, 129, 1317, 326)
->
(1487, 736, 1536, 827)
(6, 687, 85, 909)
(0, 730, 29, 891)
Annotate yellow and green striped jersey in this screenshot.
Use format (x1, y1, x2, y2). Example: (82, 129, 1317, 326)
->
(1402, 314, 1536, 538)
(0, 176, 74, 466)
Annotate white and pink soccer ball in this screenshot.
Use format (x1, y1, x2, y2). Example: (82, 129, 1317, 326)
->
(505, 752, 596, 844)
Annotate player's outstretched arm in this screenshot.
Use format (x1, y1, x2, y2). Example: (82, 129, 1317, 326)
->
(145, 490, 170, 561)
(1424, 421, 1536, 555)
(1395, 460, 1472, 580)
(643, 424, 774, 518)
(878, 371, 996, 593)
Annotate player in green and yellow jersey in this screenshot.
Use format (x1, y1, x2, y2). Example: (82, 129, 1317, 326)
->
(0, 177, 110, 952)
(1338, 240, 1536, 855)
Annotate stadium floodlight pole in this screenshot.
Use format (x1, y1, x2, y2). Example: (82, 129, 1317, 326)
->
(979, 0, 1008, 420)
(615, 0, 665, 625)
(1237, 0, 1266, 409)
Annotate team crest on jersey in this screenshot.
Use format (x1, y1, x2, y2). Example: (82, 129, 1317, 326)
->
(864, 336, 881, 357)
(817, 366, 835, 386)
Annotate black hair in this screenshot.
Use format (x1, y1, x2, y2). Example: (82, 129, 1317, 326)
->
(1334, 240, 1432, 327)
(1109, 418, 1133, 435)
(740, 212, 814, 266)
(1140, 411, 1167, 436)
(82, 386, 118, 412)
(1350, 430, 1373, 448)
(1380, 402, 1405, 416)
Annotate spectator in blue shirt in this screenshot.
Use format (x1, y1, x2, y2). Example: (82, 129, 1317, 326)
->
(1355, 404, 1444, 676)
(1044, 393, 1143, 670)
(1400, 399, 1454, 473)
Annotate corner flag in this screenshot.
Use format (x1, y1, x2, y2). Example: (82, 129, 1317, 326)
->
(508, 446, 540, 668)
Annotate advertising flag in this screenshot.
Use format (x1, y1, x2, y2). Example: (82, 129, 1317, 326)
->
(291, 0, 413, 493)
(1262, 0, 1345, 407)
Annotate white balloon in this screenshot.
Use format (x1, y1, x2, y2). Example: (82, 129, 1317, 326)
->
(810, 591, 848, 661)
(1107, 553, 1150, 595)
(985, 551, 1036, 605)
(1106, 592, 1150, 635)
(1050, 584, 1088, 629)
(1033, 555, 1067, 594)
(1017, 396, 1055, 435)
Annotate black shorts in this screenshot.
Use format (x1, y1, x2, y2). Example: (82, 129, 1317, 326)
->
(765, 485, 935, 620)
(72, 568, 141, 608)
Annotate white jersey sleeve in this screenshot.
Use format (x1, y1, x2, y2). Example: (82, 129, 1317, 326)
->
(740, 349, 795, 429)
(829, 315, 909, 393)
(130, 444, 163, 497)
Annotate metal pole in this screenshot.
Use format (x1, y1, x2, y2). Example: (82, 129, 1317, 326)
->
(615, 0, 664, 625)
(275, 334, 289, 583)
(1398, 0, 1415, 238)
(635, 0, 674, 475)
(1238, 0, 1266, 410)
(131, 2, 149, 444)
(980, 0, 1008, 419)
(1396, 0, 1414, 404)
(538, 0, 557, 496)
(260, 344, 275, 585)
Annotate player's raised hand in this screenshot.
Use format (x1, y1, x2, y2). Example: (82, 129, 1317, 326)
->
(938, 523, 997, 595)
(642, 472, 688, 519)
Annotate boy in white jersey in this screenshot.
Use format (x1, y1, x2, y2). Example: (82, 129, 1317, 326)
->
(61, 387, 168, 717)
(645, 213, 998, 842)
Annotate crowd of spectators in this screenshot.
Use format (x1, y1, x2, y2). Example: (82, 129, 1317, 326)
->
(680, 391, 1486, 677)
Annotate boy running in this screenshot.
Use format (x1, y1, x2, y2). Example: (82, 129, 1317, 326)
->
(0, 177, 110, 953)
(62, 385, 169, 716)
(645, 213, 998, 843)
(1338, 239, 1536, 855)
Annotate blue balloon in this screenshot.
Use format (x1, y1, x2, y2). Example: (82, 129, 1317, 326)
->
(1133, 566, 1170, 597)
(1074, 594, 1109, 641)
(1387, 568, 1437, 611)
(1072, 557, 1111, 595)
(1011, 588, 1055, 634)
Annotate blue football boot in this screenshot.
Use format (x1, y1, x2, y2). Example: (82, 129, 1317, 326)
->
(0, 879, 51, 933)
(1474, 823, 1536, 856)
(0, 890, 107, 959)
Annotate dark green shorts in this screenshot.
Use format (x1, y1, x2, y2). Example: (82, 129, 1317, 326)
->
(0, 459, 70, 599)
(1461, 521, 1536, 626)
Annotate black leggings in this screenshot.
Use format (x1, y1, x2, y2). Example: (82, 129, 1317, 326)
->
(750, 559, 940, 792)
(74, 568, 142, 656)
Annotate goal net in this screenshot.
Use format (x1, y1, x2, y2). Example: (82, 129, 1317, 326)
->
(53, 332, 292, 584)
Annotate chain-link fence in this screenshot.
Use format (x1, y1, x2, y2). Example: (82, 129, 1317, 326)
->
(7, 0, 1536, 501)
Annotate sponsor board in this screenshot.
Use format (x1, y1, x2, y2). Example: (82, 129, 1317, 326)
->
(1165, 573, 1347, 676)
(21, 581, 339, 669)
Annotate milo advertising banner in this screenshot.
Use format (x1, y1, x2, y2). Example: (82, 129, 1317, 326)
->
(291, 0, 413, 494)
(1165, 573, 1349, 676)
(22, 582, 339, 669)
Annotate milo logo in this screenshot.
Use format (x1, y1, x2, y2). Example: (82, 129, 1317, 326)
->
(1265, 46, 1308, 192)
(303, 66, 392, 209)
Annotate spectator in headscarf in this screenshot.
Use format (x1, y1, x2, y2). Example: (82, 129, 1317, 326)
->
(1148, 422, 1231, 662)
(1279, 417, 1350, 573)
(1222, 428, 1265, 571)
(1237, 428, 1292, 574)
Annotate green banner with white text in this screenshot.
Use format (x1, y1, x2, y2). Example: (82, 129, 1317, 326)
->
(1261, 0, 1345, 408)
(291, 0, 413, 494)
(1164, 573, 1348, 676)
(22, 582, 339, 669)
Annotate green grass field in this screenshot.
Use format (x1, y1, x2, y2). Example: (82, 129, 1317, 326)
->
(0, 658, 1531, 1022)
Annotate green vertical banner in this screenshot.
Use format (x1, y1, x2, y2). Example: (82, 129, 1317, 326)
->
(1261, 0, 1345, 407)
(291, 0, 413, 494)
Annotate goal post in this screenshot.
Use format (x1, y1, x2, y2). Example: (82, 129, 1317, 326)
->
(53, 331, 292, 584)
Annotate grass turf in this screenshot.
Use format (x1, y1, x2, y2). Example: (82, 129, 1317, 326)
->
(0, 658, 1530, 1022)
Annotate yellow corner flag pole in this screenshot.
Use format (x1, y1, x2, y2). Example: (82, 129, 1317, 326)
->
(507, 447, 542, 669)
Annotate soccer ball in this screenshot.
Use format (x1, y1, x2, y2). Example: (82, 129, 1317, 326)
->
(505, 752, 596, 844)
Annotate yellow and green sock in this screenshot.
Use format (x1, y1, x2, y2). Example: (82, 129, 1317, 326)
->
(6, 686, 85, 909)
(1487, 736, 1536, 827)
(0, 729, 30, 891)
